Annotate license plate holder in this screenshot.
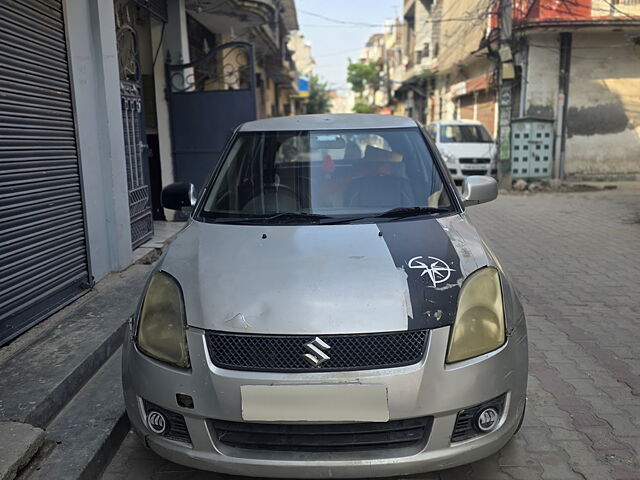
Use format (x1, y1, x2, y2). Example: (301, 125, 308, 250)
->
(241, 384, 389, 422)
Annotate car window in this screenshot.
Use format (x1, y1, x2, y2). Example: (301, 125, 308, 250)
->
(276, 133, 392, 164)
(426, 124, 438, 140)
(201, 128, 453, 223)
(440, 124, 493, 143)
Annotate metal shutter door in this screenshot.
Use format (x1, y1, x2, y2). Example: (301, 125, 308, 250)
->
(0, 0, 90, 344)
(476, 90, 496, 137)
(459, 94, 474, 121)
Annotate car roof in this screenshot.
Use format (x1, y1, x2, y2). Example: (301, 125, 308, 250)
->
(429, 119, 484, 127)
(239, 114, 418, 132)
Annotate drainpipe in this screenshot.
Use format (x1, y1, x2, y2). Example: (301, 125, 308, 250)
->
(555, 32, 572, 180)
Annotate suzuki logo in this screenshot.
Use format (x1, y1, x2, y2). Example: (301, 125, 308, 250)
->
(303, 337, 331, 367)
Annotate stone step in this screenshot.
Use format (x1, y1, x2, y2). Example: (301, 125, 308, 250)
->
(20, 350, 130, 480)
(0, 422, 44, 480)
(0, 265, 151, 429)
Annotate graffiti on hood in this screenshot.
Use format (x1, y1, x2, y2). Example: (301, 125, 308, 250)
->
(407, 256, 455, 288)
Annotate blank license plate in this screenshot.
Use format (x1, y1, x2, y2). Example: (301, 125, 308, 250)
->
(241, 384, 389, 422)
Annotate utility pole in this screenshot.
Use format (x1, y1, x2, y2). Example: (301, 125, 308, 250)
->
(496, 0, 514, 189)
(383, 34, 391, 109)
(554, 32, 572, 180)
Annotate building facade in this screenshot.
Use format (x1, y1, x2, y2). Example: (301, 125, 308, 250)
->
(510, 0, 640, 178)
(288, 31, 315, 114)
(394, 0, 440, 124)
(0, 0, 301, 344)
(357, 33, 387, 108)
(367, 0, 640, 180)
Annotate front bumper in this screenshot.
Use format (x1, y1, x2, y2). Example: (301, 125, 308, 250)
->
(448, 164, 497, 182)
(122, 324, 527, 478)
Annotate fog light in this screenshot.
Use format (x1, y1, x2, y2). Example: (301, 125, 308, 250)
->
(146, 410, 168, 434)
(476, 407, 499, 432)
(452, 394, 506, 442)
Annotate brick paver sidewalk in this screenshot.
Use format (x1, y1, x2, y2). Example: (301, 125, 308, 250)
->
(103, 186, 640, 480)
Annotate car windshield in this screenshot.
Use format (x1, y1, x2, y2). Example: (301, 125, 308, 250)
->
(440, 124, 493, 143)
(200, 128, 454, 224)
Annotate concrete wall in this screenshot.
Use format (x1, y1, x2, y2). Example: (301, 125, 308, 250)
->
(414, 0, 433, 64)
(151, 1, 190, 219)
(565, 32, 640, 176)
(524, 33, 560, 120)
(592, 0, 640, 17)
(432, 75, 455, 123)
(288, 32, 313, 75)
(426, 0, 493, 127)
(438, 0, 491, 73)
(522, 31, 640, 178)
(65, 0, 132, 281)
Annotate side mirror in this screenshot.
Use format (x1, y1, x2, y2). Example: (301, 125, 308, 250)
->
(161, 182, 196, 211)
(461, 176, 498, 207)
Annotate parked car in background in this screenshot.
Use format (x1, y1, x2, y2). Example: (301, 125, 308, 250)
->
(123, 114, 528, 478)
(427, 120, 497, 185)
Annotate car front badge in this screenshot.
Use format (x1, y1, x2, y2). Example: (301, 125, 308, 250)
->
(407, 256, 455, 287)
(303, 337, 331, 367)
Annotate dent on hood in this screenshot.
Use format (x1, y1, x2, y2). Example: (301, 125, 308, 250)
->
(437, 214, 491, 277)
(160, 221, 412, 334)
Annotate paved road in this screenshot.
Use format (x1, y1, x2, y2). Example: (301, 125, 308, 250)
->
(102, 185, 640, 480)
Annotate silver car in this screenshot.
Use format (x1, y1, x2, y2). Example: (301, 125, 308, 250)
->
(122, 114, 528, 478)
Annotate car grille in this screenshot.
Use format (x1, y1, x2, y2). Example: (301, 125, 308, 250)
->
(459, 157, 491, 164)
(211, 417, 433, 452)
(461, 168, 489, 176)
(205, 330, 428, 372)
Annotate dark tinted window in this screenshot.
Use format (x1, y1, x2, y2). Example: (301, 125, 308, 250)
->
(440, 124, 493, 143)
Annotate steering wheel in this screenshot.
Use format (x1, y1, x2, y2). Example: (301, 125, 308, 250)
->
(264, 183, 310, 207)
(239, 183, 304, 213)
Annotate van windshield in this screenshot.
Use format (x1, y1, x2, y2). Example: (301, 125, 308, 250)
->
(200, 128, 454, 224)
(440, 124, 493, 143)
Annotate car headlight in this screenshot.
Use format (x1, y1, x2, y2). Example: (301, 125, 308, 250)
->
(136, 272, 190, 368)
(446, 267, 505, 363)
(441, 151, 456, 163)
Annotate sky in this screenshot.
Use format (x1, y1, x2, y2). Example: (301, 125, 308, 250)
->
(296, 0, 403, 93)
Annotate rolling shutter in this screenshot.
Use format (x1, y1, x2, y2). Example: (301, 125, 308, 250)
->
(0, 0, 90, 344)
(476, 90, 497, 137)
(459, 94, 474, 122)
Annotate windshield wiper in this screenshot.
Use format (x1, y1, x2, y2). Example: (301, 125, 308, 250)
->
(208, 208, 451, 225)
(225, 212, 333, 224)
(318, 207, 452, 225)
(266, 212, 332, 223)
(374, 206, 452, 221)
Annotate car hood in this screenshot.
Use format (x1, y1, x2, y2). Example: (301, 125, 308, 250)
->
(159, 215, 492, 335)
(438, 142, 495, 159)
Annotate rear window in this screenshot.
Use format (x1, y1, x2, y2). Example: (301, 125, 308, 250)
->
(200, 128, 454, 224)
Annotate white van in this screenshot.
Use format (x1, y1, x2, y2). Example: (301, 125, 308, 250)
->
(427, 120, 497, 184)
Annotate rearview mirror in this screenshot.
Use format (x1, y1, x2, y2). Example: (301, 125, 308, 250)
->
(161, 182, 196, 211)
(311, 135, 346, 149)
(461, 176, 497, 207)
